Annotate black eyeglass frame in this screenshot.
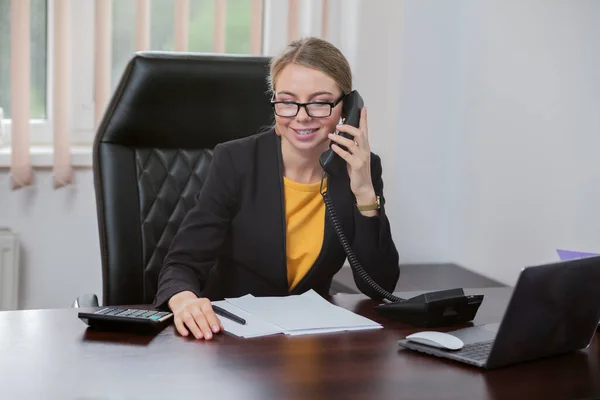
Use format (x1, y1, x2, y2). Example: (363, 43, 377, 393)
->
(270, 93, 347, 118)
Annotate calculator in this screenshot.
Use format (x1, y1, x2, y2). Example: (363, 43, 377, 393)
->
(78, 307, 174, 332)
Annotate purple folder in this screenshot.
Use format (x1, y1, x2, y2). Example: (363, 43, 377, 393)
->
(556, 249, 598, 261)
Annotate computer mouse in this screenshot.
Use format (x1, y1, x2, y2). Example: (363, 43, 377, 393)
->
(405, 331, 464, 351)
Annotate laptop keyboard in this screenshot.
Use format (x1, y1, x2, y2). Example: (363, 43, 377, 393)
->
(453, 341, 494, 362)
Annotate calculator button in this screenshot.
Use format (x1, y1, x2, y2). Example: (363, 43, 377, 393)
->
(129, 310, 148, 318)
(140, 311, 158, 318)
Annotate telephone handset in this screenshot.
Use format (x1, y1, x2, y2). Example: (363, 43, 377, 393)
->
(318, 90, 483, 327)
(319, 90, 364, 175)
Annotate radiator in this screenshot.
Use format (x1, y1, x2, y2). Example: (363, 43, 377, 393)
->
(0, 228, 20, 310)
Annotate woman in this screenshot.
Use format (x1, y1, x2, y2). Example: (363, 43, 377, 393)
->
(153, 37, 400, 340)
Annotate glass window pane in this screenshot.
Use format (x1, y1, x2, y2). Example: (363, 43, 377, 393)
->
(188, 0, 253, 54)
(188, 0, 214, 53)
(111, 0, 176, 91)
(111, 0, 258, 90)
(150, 0, 175, 51)
(111, 0, 136, 92)
(224, 0, 251, 54)
(0, 0, 48, 120)
(30, 0, 47, 119)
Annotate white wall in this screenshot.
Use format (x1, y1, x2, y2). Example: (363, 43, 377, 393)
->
(348, 1, 404, 261)
(395, 0, 600, 285)
(389, 0, 463, 262)
(449, 0, 600, 285)
(2, 0, 600, 309)
(0, 170, 101, 309)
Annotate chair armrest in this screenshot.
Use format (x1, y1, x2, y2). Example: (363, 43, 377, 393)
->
(72, 293, 100, 308)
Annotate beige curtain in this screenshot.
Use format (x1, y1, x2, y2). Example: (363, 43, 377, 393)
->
(136, 0, 151, 51)
(10, 0, 32, 189)
(250, 0, 263, 55)
(174, 0, 190, 51)
(10, 0, 78, 189)
(213, 0, 226, 53)
(287, 0, 299, 43)
(9, 0, 269, 191)
(287, 0, 331, 45)
(53, 0, 73, 188)
(321, 0, 329, 41)
(94, 0, 111, 130)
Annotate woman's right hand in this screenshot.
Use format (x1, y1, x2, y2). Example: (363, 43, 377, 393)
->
(168, 291, 223, 340)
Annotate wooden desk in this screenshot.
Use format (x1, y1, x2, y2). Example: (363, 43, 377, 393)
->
(1, 287, 598, 399)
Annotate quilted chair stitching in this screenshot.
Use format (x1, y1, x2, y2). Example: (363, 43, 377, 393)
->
(141, 149, 179, 222)
(135, 150, 162, 213)
(147, 150, 192, 255)
(139, 149, 211, 275)
(146, 150, 208, 258)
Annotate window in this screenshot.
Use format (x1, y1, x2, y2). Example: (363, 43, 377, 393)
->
(1, 0, 333, 154)
(111, 0, 253, 91)
(0, 0, 48, 120)
(188, 0, 253, 54)
(1, 0, 259, 149)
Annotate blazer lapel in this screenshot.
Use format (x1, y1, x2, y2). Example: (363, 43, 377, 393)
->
(244, 132, 289, 294)
(273, 134, 291, 291)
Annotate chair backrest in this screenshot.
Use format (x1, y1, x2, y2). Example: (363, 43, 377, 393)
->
(93, 52, 273, 306)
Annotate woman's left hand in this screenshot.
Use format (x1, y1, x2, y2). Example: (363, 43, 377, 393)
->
(328, 106, 377, 207)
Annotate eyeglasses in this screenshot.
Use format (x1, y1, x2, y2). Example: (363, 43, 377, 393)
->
(271, 93, 346, 118)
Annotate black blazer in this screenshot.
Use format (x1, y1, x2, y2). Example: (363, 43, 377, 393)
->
(153, 130, 400, 309)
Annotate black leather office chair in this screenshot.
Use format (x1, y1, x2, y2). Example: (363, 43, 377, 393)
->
(73, 51, 359, 309)
(77, 52, 274, 307)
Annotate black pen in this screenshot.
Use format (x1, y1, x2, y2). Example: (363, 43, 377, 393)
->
(213, 305, 246, 325)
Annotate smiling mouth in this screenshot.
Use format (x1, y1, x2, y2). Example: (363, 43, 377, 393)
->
(293, 128, 319, 136)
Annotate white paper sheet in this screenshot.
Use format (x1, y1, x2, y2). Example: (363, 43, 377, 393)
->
(222, 290, 381, 337)
(211, 300, 283, 338)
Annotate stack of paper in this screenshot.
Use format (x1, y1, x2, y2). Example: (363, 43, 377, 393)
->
(211, 290, 381, 338)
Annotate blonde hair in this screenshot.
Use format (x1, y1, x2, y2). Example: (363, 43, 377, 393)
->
(268, 37, 352, 96)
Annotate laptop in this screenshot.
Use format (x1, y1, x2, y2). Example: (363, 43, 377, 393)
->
(397, 256, 600, 369)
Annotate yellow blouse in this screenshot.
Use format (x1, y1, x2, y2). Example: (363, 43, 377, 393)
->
(283, 177, 327, 291)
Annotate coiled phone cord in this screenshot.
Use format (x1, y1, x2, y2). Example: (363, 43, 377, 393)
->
(320, 175, 403, 303)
